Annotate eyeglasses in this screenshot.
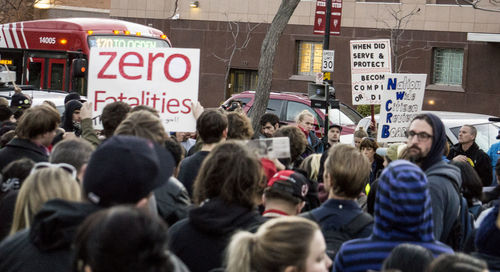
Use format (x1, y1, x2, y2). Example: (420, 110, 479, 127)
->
(405, 130, 433, 141)
(30, 162, 77, 179)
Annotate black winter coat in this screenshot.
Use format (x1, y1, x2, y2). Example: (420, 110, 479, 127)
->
(168, 198, 265, 272)
(0, 138, 48, 171)
(447, 142, 492, 186)
(154, 177, 192, 226)
(0, 199, 100, 272)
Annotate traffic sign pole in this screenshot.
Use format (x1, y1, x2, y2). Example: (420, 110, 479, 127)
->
(323, 0, 332, 139)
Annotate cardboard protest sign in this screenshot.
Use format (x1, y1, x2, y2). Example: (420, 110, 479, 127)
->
(87, 47, 200, 132)
(246, 137, 291, 159)
(377, 74, 427, 143)
(350, 39, 391, 105)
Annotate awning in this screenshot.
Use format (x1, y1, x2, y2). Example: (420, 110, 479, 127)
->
(467, 33, 500, 43)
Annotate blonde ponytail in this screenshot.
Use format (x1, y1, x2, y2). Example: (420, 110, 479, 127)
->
(225, 231, 256, 272)
(225, 216, 320, 272)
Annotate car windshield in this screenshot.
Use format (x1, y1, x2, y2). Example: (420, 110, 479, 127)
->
(449, 123, 500, 151)
(318, 104, 363, 126)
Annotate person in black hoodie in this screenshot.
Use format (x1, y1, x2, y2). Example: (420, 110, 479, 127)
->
(0, 135, 176, 272)
(168, 141, 266, 272)
(407, 113, 462, 247)
(61, 100, 83, 136)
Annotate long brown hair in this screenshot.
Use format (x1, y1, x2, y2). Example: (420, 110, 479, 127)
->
(193, 141, 262, 209)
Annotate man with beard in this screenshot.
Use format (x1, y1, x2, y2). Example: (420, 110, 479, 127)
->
(257, 113, 280, 139)
(406, 113, 462, 246)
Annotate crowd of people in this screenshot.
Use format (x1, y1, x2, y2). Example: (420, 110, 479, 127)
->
(0, 91, 499, 272)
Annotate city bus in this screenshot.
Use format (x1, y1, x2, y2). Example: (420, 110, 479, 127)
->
(0, 18, 172, 94)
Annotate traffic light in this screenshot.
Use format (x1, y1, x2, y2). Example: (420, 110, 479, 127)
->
(72, 58, 87, 77)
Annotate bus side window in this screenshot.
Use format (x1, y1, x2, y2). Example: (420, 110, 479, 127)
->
(28, 62, 42, 89)
(50, 63, 64, 90)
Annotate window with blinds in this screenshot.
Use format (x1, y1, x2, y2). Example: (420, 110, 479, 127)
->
(432, 48, 464, 86)
(297, 41, 323, 76)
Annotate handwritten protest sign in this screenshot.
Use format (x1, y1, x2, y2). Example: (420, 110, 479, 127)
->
(377, 74, 427, 143)
(350, 39, 391, 105)
(88, 47, 200, 131)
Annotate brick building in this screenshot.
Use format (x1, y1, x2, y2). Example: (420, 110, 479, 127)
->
(34, 0, 500, 115)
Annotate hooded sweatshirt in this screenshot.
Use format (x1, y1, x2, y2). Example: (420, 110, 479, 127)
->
(168, 198, 265, 272)
(419, 114, 462, 243)
(334, 160, 453, 272)
(0, 199, 100, 272)
(61, 100, 82, 136)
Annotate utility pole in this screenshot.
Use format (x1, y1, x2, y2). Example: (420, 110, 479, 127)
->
(322, 0, 332, 138)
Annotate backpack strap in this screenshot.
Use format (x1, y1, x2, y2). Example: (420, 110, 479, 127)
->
(341, 212, 374, 235)
(302, 210, 373, 236)
(301, 211, 318, 222)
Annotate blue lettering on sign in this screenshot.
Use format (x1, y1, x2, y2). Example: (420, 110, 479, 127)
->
(381, 125, 390, 138)
(386, 112, 393, 123)
(385, 99, 392, 111)
(387, 78, 397, 90)
(396, 92, 405, 100)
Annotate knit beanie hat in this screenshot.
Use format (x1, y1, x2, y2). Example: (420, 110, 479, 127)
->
(374, 160, 434, 242)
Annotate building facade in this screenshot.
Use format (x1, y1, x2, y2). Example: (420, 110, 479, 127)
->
(32, 0, 500, 116)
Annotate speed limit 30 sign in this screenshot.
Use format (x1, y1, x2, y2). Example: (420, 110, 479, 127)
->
(322, 50, 335, 73)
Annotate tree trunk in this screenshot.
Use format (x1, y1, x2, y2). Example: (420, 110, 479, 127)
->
(249, 0, 300, 132)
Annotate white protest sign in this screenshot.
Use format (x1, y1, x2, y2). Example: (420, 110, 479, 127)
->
(350, 39, 391, 105)
(87, 47, 200, 132)
(377, 74, 427, 143)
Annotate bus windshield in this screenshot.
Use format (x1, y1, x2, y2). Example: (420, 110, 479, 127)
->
(88, 35, 170, 49)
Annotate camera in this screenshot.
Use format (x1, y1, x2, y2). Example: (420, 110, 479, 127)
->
(222, 100, 242, 112)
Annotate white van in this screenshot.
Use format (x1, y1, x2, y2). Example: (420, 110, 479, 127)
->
(355, 111, 500, 152)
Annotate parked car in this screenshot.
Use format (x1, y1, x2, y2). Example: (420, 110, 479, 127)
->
(356, 111, 500, 152)
(223, 91, 363, 140)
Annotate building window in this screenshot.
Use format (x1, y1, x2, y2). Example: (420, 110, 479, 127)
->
(432, 48, 464, 86)
(297, 41, 323, 76)
(228, 69, 258, 96)
(362, 0, 400, 3)
(434, 0, 470, 5)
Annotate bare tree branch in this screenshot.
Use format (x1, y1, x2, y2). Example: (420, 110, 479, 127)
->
(455, 0, 500, 12)
(0, 0, 48, 23)
(170, 0, 179, 19)
(373, 6, 423, 72)
(211, 13, 261, 100)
